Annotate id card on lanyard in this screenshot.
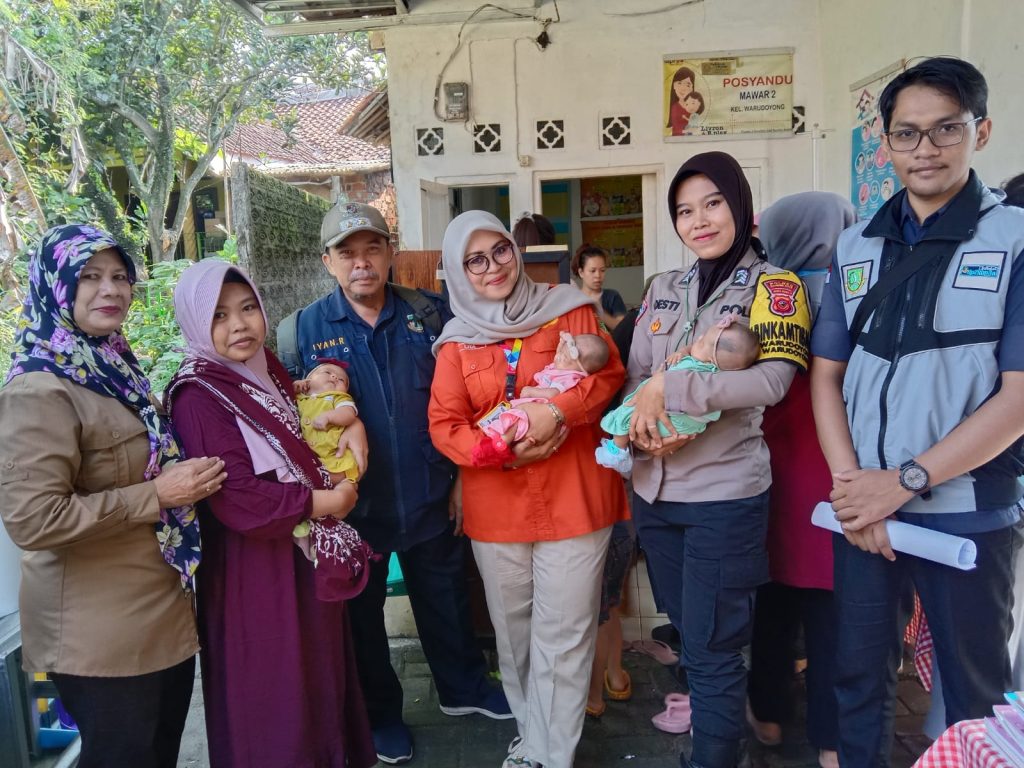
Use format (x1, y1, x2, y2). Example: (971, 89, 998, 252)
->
(474, 338, 522, 431)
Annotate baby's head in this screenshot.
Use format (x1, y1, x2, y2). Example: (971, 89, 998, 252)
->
(690, 319, 760, 371)
(554, 331, 609, 374)
(683, 92, 705, 116)
(306, 360, 350, 394)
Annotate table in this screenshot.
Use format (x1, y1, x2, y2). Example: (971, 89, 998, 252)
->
(913, 718, 1012, 768)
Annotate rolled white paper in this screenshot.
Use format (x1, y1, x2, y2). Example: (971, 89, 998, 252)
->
(812, 502, 977, 570)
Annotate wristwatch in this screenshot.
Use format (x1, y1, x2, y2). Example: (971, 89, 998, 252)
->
(898, 459, 932, 500)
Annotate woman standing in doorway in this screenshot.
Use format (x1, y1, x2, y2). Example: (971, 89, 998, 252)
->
(573, 244, 627, 331)
(626, 152, 811, 768)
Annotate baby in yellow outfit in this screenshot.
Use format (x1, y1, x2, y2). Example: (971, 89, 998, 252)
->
(295, 361, 361, 486)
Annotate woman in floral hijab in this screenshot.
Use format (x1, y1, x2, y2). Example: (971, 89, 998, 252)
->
(0, 224, 225, 768)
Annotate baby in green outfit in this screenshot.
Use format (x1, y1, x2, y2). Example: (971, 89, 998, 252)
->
(595, 318, 760, 474)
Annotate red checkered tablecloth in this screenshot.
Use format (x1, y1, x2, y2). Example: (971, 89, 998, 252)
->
(913, 719, 1012, 768)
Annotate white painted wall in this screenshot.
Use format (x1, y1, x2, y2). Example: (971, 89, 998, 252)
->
(385, 0, 825, 277)
(387, 0, 1024, 279)
(817, 0, 1024, 199)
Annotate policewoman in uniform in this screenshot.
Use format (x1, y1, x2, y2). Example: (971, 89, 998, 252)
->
(625, 152, 811, 768)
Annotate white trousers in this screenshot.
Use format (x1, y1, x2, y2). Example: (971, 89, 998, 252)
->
(472, 526, 612, 768)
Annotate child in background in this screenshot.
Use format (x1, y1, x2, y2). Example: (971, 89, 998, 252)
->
(682, 92, 706, 134)
(472, 331, 609, 467)
(294, 359, 361, 486)
(595, 317, 760, 474)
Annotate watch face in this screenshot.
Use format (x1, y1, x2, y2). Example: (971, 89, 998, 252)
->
(902, 465, 928, 491)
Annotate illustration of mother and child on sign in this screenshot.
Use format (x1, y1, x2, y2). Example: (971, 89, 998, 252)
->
(666, 65, 708, 136)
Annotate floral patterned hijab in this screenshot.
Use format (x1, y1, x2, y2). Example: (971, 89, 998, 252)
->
(5, 224, 200, 590)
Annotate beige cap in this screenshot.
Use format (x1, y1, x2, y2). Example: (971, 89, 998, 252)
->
(321, 202, 390, 251)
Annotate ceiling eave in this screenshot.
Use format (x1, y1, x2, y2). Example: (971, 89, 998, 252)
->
(227, 0, 542, 37)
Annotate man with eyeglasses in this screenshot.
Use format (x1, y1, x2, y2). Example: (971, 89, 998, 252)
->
(281, 202, 512, 765)
(810, 57, 1024, 767)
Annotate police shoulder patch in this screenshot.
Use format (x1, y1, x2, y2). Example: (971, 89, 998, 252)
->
(749, 270, 811, 371)
(635, 296, 649, 324)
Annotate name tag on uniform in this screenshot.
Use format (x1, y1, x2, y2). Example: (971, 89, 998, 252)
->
(953, 251, 1006, 292)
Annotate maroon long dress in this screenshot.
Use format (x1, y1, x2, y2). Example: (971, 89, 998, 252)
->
(172, 384, 376, 768)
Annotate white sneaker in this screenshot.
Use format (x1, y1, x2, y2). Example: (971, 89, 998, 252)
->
(502, 756, 539, 768)
(502, 736, 539, 768)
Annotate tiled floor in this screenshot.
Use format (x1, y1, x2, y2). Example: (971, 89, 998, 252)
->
(28, 637, 932, 768)
(619, 553, 669, 642)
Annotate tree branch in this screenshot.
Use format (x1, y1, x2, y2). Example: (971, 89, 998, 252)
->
(110, 130, 150, 198)
(93, 93, 160, 146)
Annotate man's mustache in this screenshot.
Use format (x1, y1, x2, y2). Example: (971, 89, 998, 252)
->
(349, 269, 379, 282)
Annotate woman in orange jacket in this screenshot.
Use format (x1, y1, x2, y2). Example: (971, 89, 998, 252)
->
(429, 210, 628, 768)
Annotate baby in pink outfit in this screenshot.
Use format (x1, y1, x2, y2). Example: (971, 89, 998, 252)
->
(472, 332, 608, 466)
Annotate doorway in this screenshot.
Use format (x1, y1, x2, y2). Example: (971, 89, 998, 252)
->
(540, 175, 646, 306)
(450, 184, 511, 230)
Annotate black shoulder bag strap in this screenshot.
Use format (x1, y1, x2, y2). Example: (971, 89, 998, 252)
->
(276, 307, 302, 378)
(390, 283, 443, 336)
(848, 241, 951, 345)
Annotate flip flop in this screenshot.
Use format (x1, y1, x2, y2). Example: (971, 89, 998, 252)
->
(604, 670, 632, 701)
(651, 693, 691, 734)
(625, 639, 679, 666)
(585, 701, 606, 719)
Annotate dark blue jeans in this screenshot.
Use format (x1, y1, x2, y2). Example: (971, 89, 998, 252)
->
(633, 491, 770, 768)
(347, 529, 492, 726)
(833, 523, 1021, 767)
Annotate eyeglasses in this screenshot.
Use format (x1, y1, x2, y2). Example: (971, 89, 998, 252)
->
(884, 117, 983, 152)
(558, 331, 579, 360)
(463, 241, 515, 275)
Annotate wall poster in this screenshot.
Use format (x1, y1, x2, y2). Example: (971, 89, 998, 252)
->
(850, 61, 906, 220)
(662, 48, 794, 141)
(579, 176, 643, 268)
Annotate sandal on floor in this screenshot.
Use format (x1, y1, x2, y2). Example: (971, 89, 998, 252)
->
(625, 639, 679, 666)
(585, 701, 606, 719)
(604, 670, 632, 701)
(651, 692, 691, 734)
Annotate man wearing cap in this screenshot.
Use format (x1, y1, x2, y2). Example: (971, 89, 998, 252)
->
(284, 202, 511, 765)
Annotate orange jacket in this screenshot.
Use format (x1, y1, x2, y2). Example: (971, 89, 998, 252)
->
(429, 305, 629, 543)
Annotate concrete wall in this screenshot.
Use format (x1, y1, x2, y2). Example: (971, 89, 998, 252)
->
(385, 0, 825, 277)
(817, 0, 1024, 197)
(386, 0, 1023, 281)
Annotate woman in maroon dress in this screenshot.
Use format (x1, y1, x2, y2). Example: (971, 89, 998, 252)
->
(165, 259, 376, 768)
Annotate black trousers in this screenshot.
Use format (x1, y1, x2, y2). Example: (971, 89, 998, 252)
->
(50, 656, 195, 768)
(747, 582, 838, 751)
(634, 491, 770, 768)
(833, 523, 1021, 767)
(347, 529, 491, 726)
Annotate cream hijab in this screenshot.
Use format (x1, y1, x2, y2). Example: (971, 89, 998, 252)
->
(432, 210, 593, 354)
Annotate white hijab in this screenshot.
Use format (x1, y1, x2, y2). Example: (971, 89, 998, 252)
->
(432, 210, 592, 354)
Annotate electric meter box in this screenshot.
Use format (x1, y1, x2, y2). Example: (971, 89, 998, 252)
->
(444, 82, 469, 121)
